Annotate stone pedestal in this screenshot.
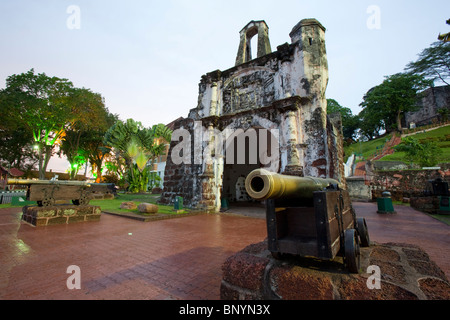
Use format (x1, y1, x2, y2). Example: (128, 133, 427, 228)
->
(22, 205, 102, 227)
(221, 240, 450, 300)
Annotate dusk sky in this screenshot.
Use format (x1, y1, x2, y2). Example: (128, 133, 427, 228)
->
(1, 0, 449, 172)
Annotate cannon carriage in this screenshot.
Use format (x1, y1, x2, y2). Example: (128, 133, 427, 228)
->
(245, 169, 370, 273)
(6, 179, 117, 207)
(6, 178, 93, 206)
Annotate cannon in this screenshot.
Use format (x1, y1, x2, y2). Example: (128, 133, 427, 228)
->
(245, 169, 370, 273)
(7, 178, 92, 207)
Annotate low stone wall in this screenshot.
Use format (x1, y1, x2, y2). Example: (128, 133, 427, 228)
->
(410, 196, 439, 214)
(220, 240, 450, 300)
(369, 166, 450, 201)
(22, 205, 102, 227)
(347, 176, 372, 201)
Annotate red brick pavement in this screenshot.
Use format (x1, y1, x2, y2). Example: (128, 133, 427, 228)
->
(0, 208, 266, 300)
(0, 202, 449, 300)
(353, 202, 450, 280)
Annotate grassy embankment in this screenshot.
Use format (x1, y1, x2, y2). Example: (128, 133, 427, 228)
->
(344, 124, 450, 165)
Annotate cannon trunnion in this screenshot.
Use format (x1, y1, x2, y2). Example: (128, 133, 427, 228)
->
(245, 169, 370, 273)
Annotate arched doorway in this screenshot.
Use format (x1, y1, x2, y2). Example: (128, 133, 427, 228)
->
(221, 126, 277, 209)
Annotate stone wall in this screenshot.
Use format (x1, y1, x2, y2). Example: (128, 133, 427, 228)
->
(22, 205, 102, 227)
(220, 240, 450, 300)
(409, 196, 440, 214)
(369, 165, 450, 201)
(405, 85, 450, 127)
(347, 176, 372, 201)
(160, 19, 345, 211)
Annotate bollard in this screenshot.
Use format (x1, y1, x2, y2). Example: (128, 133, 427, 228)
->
(174, 196, 183, 210)
(221, 198, 229, 211)
(377, 191, 396, 214)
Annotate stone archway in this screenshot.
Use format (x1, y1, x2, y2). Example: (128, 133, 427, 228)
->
(221, 125, 278, 206)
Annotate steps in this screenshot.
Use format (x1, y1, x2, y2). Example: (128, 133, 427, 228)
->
(369, 135, 402, 161)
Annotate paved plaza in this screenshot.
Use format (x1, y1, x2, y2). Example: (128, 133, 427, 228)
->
(0, 202, 448, 300)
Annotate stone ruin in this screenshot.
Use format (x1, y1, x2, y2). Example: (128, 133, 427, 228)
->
(160, 19, 345, 212)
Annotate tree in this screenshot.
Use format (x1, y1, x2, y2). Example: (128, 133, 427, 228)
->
(326, 99, 360, 142)
(394, 137, 442, 167)
(0, 69, 74, 179)
(0, 124, 37, 172)
(359, 73, 431, 134)
(357, 102, 385, 140)
(405, 41, 450, 86)
(58, 87, 111, 179)
(84, 112, 119, 183)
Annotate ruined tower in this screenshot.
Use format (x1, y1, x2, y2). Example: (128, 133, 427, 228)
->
(160, 19, 345, 212)
(235, 20, 272, 65)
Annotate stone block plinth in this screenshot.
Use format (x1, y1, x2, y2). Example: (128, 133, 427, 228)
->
(221, 240, 450, 300)
(22, 205, 102, 227)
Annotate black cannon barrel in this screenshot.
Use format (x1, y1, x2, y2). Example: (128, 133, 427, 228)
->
(245, 168, 341, 201)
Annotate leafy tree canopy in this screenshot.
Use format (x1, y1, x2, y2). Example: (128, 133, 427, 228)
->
(359, 73, 431, 138)
(0, 69, 74, 178)
(405, 41, 450, 86)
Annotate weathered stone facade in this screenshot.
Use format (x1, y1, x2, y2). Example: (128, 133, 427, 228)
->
(404, 85, 450, 127)
(160, 19, 345, 212)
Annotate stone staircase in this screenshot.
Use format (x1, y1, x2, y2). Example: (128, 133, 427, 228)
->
(369, 134, 402, 161)
(351, 134, 403, 178)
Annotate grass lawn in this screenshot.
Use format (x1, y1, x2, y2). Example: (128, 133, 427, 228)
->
(430, 213, 450, 225)
(345, 124, 450, 164)
(345, 134, 393, 162)
(383, 125, 450, 163)
(89, 193, 189, 216)
(0, 193, 190, 218)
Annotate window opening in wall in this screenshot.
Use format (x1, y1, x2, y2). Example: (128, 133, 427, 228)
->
(250, 35, 258, 60)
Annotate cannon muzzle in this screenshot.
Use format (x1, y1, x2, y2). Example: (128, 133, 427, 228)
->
(245, 168, 340, 201)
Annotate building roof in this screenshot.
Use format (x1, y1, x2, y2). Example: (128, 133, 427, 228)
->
(0, 166, 24, 177)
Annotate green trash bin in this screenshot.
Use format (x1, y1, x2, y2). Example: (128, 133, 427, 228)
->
(174, 196, 183, 210)
(377, 191, 396, 214)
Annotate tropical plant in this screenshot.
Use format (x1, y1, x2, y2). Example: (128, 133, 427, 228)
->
(127, 163, 150, 193)
(104, 119, 172, 193)
(394, 136, 443, 167)
(148, 172, 162, 190)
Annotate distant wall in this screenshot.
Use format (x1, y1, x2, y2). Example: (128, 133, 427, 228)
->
(347, 164, 450, 202)
(404, 85, 450, 127)
(369, 165, 450, 201)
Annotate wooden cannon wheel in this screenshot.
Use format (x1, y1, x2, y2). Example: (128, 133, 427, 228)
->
(356, 217, 370, 247)
(72, 195, 90, 206)
(37, 197, 55, 207)
(344, 229, 360, 273)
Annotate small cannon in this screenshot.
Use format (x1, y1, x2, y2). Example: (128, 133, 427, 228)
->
(245, 169, 370, 273)
(7, 178, 92, 207)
